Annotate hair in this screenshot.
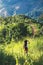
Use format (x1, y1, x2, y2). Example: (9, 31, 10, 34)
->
(24, 40, 28, 47)
(24, 40, 27, 43)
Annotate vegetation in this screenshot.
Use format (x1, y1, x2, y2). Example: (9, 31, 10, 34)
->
(0, 15, 43, 65)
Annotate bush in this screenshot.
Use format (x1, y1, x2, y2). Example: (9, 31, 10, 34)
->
(0, 27, 12, 44)
(27, 26, 33, 36)
(12, 23, 27, 41)
(0, 30, 5, 43)
(40, 26, 43, 35)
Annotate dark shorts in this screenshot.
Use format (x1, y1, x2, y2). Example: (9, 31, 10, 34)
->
(24, 47, 28, 53)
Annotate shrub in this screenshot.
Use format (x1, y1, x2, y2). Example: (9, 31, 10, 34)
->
(27, 26, 33, 36)
(12, 23, 27, 41)
(0, 27, 12, 44)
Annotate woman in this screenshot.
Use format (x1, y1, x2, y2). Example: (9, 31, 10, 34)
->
(24, 40, 29, 53)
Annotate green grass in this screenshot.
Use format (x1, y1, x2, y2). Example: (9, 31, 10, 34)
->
(0, 36, 43, 65)
(0, 14, 43, 65)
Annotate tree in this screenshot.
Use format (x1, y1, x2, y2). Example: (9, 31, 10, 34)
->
(12, 23, 27, 41)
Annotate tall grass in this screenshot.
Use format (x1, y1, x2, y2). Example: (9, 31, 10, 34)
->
(0, 36, 43, 65)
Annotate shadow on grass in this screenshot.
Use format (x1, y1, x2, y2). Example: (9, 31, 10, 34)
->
(18, 57, 25, 65)
(18, 55, 33, 65)
(0, 51, 16, 65)
(33, 55, 43, 65)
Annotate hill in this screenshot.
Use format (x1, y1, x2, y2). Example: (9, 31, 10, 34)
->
(0, 15, 43, 44)
(0, 15, 43, 65)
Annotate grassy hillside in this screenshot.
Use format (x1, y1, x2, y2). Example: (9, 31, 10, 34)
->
(0, 15, 43, 65)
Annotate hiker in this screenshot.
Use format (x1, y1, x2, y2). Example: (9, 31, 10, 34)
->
(24, 40, 30, 53)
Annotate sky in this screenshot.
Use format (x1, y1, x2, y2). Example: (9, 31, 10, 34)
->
(0, 0, 43, 18)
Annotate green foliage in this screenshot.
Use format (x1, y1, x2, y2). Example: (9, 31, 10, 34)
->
(33, 55, 43, 65)
(27, 26, 33, 36)
(18, 57, 25, 65)
(0, 15, 43, 65)
(0, 50, 16, 65)
(0, 27, 11, 44)
(38, 14, 43, 25)
(0, 15, 43, 44)
(12, 23, 27, 41)
(0, 36, 43, 65)
(40, 26, 43, 35)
